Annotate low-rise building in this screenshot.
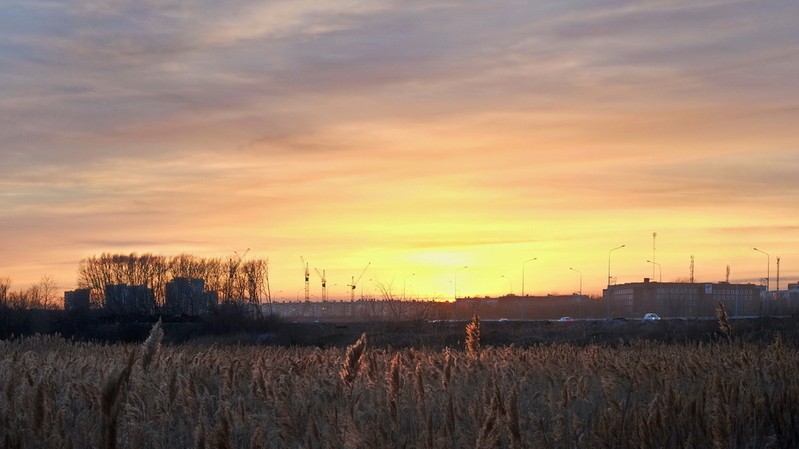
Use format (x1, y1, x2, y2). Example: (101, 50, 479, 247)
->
(64, 288, 91, 311)
(454, 294, 596, 320)
(603, 279, 762, 319)
(105, 284, 156, 316)
(164, 277, 218, 316)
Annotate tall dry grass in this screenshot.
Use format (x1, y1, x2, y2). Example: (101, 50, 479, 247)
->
(1, 326, 799, 448)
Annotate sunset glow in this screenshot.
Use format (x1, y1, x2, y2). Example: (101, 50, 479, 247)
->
(2, 1, 798, 300)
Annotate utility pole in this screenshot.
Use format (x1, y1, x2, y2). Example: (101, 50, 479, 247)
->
(521, 257, 537, 296)
(753, 248, 770, 292)
(570, 267, 582, 295)
(608, 245, 625, 287)
(652, 232, 657, 280)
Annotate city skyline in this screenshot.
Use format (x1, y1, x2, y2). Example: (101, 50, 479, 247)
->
(2, 1, 798, 299)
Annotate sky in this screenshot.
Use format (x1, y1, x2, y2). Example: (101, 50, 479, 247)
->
(2, 0, 798, 300)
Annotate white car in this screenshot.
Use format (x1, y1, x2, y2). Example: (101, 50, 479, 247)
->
(643, 313, 661, 321)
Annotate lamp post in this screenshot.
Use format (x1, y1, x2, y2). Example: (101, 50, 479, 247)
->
(403, 273, 415, 300)
(753, 247, 770, 292)
(521, 257, 537, 296)
(607, 245, 625, 287)
(652, 232, 657, 280)
(646, 260, 662, 282)
(501, 275, 512, 295)
(454, 266, 468, 299)
(569, 267, 582, 295)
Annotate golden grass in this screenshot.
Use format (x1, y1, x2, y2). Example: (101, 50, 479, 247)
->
(1, 330, 799, 448)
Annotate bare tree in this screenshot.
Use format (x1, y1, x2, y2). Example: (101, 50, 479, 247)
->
(28, 284, 44, 308)
(171, 254, 206, 279)
(36, 275, 59, 309)
(0, 277, 9, 307)
(7, 289, 32, 309)
(223, 254, 244, 303)
(377, 281, 407, 321)
(241, 259, 269, 318)
(409, 299, 436, 321)
(77, 254, 114, 308)
(202, 257, 226, 295)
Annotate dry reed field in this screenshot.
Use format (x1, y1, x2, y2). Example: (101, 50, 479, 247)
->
(2, 321, 799, 449)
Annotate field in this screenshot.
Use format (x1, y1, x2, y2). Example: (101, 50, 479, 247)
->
(2, 317, 799, 449)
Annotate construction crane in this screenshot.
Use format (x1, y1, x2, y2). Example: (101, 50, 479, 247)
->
(347, 262, 371, 301)
(300, 256, 310, 301)
(315, 268, 327, 301)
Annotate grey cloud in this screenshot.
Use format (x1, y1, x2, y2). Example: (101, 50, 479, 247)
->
(2, 0, 799, 173)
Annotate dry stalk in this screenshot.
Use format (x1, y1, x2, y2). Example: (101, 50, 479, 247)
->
(101, 348, 137, 449)
(340, 333, 367, 390)
(386, 353, 401, 429)
(475, 383, 501, 449)
(194, 420, 207, 449)
(506, 387, 522, 449)
(716, 301, 732, 343)
(141, 318, 163, 371)
(212, 406, 235, 449)
(465, 314, 481, 359)
(442, 348, 453, 390)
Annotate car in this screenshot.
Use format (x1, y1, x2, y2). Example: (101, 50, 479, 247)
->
(558, 316, 574, 322)
(643, 313, 661, 321)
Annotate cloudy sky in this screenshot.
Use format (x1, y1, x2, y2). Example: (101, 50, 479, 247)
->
(2, 0, 798, 299)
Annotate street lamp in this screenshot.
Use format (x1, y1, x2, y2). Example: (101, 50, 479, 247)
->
(569, 267, 582, 295)
(403, 273, 416, 300)
(501, 275, 513, 295)
(454, 266, 468, 299)
(521, 257, 537, 296)
(608, 245, 625, 287)
(753, 248, 770, 291)
(646, 260, 662, 282)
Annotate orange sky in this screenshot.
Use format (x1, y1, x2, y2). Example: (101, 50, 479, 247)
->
(1, 1, 798, 299)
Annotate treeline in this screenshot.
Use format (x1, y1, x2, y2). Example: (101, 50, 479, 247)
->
(0, 276, 60, 310)
(77, 252, 271, 308)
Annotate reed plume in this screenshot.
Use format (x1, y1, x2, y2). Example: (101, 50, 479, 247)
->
(141, 318, 163, 371)
(386, 353, 401, 428)
(101, 348, 136, 449)
(340, 332, 367, 389)
(465, 314, 481, 358)
(716, 300, 732, 343)
(506, 387, 522, 449)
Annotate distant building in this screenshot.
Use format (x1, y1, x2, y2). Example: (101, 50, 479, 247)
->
(164, 278, 218, 316)
(454, 294, 595, 320)
(64, 288, 91, 311)
(603, 279, 762, 319)
(105, 284, 156, 316)
(268, 298, 450, 322)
